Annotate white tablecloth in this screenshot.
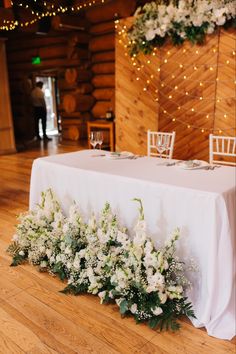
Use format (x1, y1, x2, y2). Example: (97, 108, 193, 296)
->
(30, 150, 236, 340)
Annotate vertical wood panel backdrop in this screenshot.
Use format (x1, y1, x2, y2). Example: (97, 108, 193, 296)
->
(0, 39, 16, 155)
(115, 18, 236, 161)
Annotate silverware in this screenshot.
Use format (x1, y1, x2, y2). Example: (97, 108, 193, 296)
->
(91, 154, 106, 157)
(166, 160, 180, 166)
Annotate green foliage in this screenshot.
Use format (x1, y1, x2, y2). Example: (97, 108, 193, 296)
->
(10, 254, 26, 267)
(61, 283, 88, 295)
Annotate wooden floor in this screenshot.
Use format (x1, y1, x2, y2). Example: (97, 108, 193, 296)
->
(0, 138, 235, 354)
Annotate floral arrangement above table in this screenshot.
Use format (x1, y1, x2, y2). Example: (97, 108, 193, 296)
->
(128, 0, 236, 55)
(8, 189, 195, 331)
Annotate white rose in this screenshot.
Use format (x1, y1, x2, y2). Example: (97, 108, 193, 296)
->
(19, 250, 25, 256)
(152, 307, 163, 316)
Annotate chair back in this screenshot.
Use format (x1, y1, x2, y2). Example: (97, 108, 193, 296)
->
(209, 134, 236, 166)
(147, 130, 176, 159)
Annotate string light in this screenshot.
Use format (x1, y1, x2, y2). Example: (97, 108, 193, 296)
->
(116, 22, 235, 134)
(0, 0, 108, 31)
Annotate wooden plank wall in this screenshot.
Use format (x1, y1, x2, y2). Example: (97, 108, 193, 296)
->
(116, 18, 236, 160)
(0, 39, 15, 154)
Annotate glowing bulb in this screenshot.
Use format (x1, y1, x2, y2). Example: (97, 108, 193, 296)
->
(191, 108, 195, 112)
(136, 77, 140, 81)
(178, 106, 181, 110)
(183, 76, 187, 80)
(195, 50, 199, 54)
(157, 68, 161, 72)
(179, 64, 183, 68)
(226, 60, 230, 64)
(200, 97, 203, 100)
(143, 87, 147, 91)
(169, 95, 172, 99)
(209, 67, 214, 71)
(219, 130, 222, 133)
(164, 59, 168, 63)
(201, 129, 205, 133)
(164, 110, 167, 114)
(224, 114, 227, 118)
(188, 125, 191, 128)
(206, 114, 209, 118)
(147, 60, 151, 64)
(172, 118, 176, 122)
(146, 80, 150, 84)
(199, 82, 203, 86)
(194, 66, 197, 70)
(172, 75, 175, 79)
(185, 91, 189, 95)
(174, 86, 178, 90)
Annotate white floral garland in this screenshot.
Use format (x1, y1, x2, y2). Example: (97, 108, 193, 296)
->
(8, 189, 195, 331)
(128, 0, 236, 55)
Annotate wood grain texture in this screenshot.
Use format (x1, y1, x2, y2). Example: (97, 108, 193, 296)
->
(115, 18, 159, 154)
(0, 40, 16, 155)
(115, 19, 236, 160)
(0, 141, 235, 353)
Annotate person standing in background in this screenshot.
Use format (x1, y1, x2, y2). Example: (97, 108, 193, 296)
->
(31, 81, 51, 140)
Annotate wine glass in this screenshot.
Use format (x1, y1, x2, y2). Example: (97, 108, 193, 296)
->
(96, 131, 103, 150)
(156, 135, 166, 159)
(90, 131, 98, 149)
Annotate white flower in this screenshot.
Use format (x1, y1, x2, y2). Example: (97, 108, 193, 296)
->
(159, 292, 167, 304)
(145, 29, 156, 41)
(12, 234, 19, 241)
(130, 304, 138, 314)
(152, 307, 163, 316)
(40, 260, 47, 268)
(19, 250, 25, 256)
(98, 291, 106, 303)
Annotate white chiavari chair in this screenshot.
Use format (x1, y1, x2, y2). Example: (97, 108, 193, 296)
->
(209, 134, 236, 166)
(147, 130, 176, 159)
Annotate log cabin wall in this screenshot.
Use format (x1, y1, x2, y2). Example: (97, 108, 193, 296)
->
(0, 39, 16, 154)
(5, 14, 91, 143)
(86, 0, 136, 121)
(4, 1, 137, 145)
(116, 18, 236, 160)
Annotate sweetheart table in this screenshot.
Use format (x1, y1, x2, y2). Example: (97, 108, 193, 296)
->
(29, 150, 236, 340)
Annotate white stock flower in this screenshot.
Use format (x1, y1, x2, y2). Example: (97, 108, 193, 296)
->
(19, 250, 25, 256)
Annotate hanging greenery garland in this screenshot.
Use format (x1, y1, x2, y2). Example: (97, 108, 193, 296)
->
(128, 0, 236, 56)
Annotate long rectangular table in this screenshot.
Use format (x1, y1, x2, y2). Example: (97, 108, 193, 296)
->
(30, 150, 236, 340)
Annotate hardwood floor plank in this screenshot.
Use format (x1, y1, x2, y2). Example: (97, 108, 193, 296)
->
(0, 329, 26, 354)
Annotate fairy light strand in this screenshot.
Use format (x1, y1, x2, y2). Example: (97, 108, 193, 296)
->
(115, 19, 236, 134)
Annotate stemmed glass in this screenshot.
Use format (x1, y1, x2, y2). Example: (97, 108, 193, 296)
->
(156, 135, 167, 159)
(96, 131, 103, 150)
(90, 131, 98, 149)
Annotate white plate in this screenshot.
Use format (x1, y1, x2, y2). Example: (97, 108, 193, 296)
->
(105, 151, 134, 160)
(177, 160, 209, 170)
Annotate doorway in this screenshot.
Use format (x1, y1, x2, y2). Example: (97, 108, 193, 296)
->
(35, 76, 59, 136)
